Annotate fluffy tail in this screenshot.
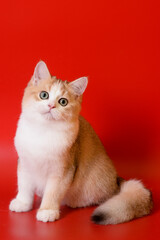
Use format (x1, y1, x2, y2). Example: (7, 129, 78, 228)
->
(91, 179, 153, 225)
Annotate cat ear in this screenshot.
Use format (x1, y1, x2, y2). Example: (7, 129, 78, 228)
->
(69, 77, 88, 96)
(33, 61, 51, 85)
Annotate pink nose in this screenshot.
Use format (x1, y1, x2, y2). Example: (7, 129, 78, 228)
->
(48, 104, 55, 109)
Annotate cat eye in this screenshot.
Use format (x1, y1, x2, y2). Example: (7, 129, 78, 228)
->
(58, 98, 68, 107)
(39, 91, 49, 100)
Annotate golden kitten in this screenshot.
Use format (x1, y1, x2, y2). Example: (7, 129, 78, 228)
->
(9, 61, 153, 224)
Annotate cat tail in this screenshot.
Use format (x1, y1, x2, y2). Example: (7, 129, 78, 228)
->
(91, 178, 153, 225)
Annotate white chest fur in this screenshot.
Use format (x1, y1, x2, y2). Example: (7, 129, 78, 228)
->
(15, 114, 78, 177)
(15, 114, 78, 196)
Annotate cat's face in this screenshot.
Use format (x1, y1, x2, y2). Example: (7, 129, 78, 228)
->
(22, 61, 88, 122)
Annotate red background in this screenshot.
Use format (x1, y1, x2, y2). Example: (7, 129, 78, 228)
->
(0, 0, 160, 239)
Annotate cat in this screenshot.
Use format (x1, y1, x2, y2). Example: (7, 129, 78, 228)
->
(9, 61, 153, 224)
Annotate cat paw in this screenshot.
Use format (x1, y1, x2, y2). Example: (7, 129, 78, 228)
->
(36, 209, 60, 222)
(9, 198, 32, 212)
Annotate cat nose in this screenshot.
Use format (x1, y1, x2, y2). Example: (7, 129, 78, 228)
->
(48, 104, 55, 109)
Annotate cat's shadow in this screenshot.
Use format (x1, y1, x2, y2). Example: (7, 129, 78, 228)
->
(151, 190, 160, 214)
(34, 191, 160, 220)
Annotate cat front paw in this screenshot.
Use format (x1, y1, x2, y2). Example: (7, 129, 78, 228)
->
(36, 209, 60, 222)
(9, 198, 32, 212)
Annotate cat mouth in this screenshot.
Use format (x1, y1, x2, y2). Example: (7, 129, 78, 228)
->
(44, 110, 56, 120)
(44, 111, 53, 118)
(45, 108, 54, 114)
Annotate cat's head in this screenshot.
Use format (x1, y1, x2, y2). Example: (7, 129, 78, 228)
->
(22, 61, 88, 122)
